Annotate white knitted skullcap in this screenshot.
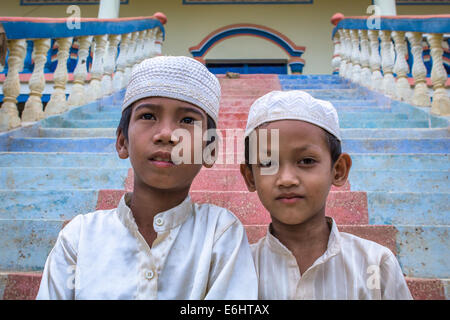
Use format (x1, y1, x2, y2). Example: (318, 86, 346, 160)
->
(245, 90, 341, 141)
(122, 56, 221, 126)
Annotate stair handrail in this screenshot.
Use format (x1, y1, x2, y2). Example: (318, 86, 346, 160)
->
(330, 13, 450, 116)
(0, 13, 167, 132)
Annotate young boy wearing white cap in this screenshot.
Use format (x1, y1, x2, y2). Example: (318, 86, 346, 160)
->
(36, 56, 258, 300)
(240, 90, 412, 300)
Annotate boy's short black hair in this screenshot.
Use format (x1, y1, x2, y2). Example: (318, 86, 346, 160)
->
(116, 105, 217, 145)
(244, 127, 341, 168)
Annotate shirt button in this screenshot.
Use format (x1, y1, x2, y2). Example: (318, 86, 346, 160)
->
(155, 217, 164, 226)
(145, 270, 154, 280)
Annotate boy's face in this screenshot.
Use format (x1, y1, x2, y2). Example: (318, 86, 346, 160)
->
(116, 97, 211, 191)
(240, 120, 348, 226)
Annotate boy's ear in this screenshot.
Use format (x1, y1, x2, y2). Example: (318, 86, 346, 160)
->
(116, 129, 129, 159)
(240, 163, 257, 192)
(332, 153, 352, 187)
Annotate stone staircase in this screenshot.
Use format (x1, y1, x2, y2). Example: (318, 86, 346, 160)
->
(0, 74, 448, 300)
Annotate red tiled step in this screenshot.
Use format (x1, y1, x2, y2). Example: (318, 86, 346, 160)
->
(216, 74, 281, 80)
(192, 169, 350, 192)
(218, 119, 248, 129)
(217, 112, 250, 121)
(125, 168, 350, 192)
(244, 224, 397, 255)
(405, 278, 447, 300)
(220, 90, 279, 96)
(0, 272, 445, 300)
(0, 272, 42, 300)
(96, 189, 367, 225)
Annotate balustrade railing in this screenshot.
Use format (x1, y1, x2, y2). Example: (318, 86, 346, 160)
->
(331, 13, 449, 116)
(0, 13, 166, 131)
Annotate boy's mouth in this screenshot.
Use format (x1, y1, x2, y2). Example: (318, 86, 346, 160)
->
(149, 151, 175, 168)
(276, 193, 304, 204)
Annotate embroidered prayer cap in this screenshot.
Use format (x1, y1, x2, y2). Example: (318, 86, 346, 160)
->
(244, 90, 342, 142)
(122, 56, 221, 126)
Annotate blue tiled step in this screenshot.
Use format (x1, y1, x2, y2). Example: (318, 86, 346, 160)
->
(4, 137, 449, 153)
(41, 118, 119, 128)
(2, 137, 116, 152)
(0, 167, 128, 190)
(67, 111, 122, 120)
(0, 152, 130, 168)
(9, 127, 447, 140)
(367, 192, 450, 226)
(348, 169, 449, 192)
(0, 219, 65, 271)
(0, 189, 100, 220)
(340, 120, 430, 128)
(342, 129, 449, 139)
(280, 83, 354, 89)
(0, 153, 446, 171)
(1, 218, 446, 278)
(66, 111, 429, 122)
(41, 117, 432, 129)
(342, 138, 450, 153)
(350, 153, 450, 170)
(396, 225, 449, 278)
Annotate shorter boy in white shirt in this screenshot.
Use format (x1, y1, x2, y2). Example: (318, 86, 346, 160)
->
(240, 90, 412, 300)
(36, 56, 258, 300)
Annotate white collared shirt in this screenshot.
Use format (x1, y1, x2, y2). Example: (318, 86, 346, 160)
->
(251, 218, 412, 300)
(36, 193, 258, 300)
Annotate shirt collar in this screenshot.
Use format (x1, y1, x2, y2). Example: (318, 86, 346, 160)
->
(264, 217, 342, 264)
(117, 192, 193, 233)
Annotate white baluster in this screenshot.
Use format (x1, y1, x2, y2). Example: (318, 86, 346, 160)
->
(337, 29, 348, 78)
(407, 32, 431, 107)
(86, 34, 107, 102)
(344, 29, 354, 79)
(359, 29, 372, 88)
(154, 28, 163, 56)
(142, 29, 151, 60)
(392, 31, 412, 102)
(331, 32, 341, 75)
(0, 39, 26, 131)
(145, 29, 155, 59)
(427, 33, 450, 116)
(123, 32, 138, 88)
(379, 30, 397, 98)
(350, 29, 362, 83)
(368, 30, 383, 91)
(113, 33, 130, 92)
(102, 34, 121, 97)
(67, 36, 93, 108)
(136, 30, 146, 63)
(22, 38, 51, 123)
(44, 37, 73, 116)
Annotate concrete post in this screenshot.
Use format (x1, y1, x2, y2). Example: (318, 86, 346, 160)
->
(374, 0, 397, 16)
(98, 0, 120, 19)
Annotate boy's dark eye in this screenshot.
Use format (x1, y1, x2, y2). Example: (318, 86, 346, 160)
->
(299, 158, 316, 165)
(141, 113, 156, 120)
(181, 117, 195, 124)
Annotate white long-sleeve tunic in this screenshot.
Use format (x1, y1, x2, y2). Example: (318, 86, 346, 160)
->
(251, 217, 413, 300)
(36, 193, 258, 300)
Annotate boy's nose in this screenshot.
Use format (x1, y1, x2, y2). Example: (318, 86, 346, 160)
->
(152, 123, 178, 145)
(275, 165, 300, 188)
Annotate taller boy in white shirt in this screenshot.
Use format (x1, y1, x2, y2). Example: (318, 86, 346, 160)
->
(240, 90, 412, 300)
(36, 56, 258, 300)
